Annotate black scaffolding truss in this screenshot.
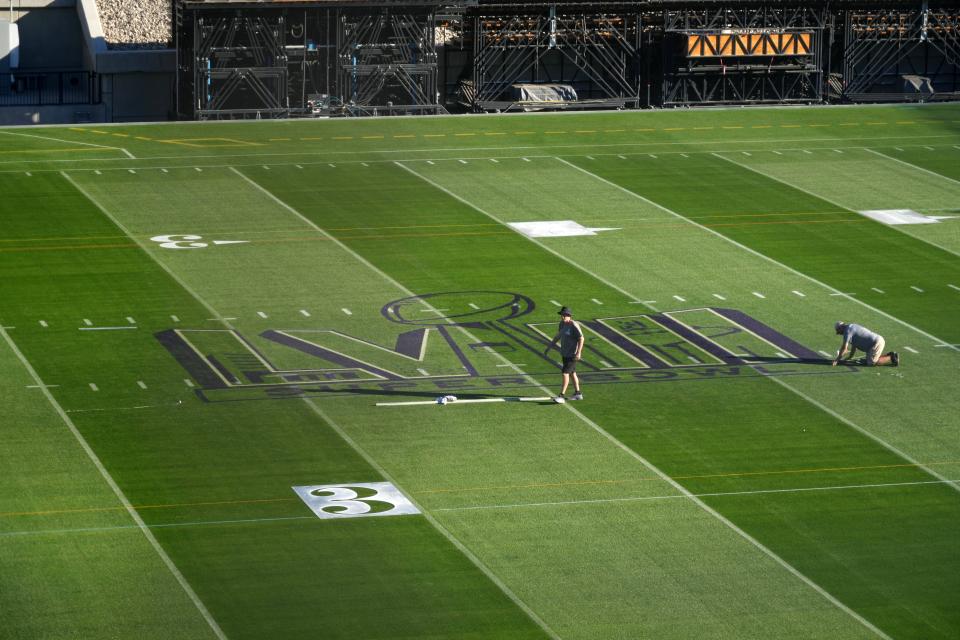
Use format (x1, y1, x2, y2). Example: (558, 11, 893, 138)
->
(841, 5, 960, 101)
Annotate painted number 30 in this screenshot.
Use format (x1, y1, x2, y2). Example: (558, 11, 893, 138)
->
(149, 235, 249, 250)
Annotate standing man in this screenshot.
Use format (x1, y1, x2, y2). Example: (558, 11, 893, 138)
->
(832, 321, 899, 367)
(544, 306, 585, 403)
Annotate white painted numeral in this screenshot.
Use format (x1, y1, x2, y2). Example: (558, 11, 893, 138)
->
(292, 482, 420, 520)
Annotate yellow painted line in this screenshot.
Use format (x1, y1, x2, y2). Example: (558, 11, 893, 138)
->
(514, 131, 535, 135)
(575, 130, 597, 134)
(362, 135, 384, 140)
(111, 133, 129, 137)
(268, 137, 291, 141)
(332, 136, 353, 140)
(664, 127, 685, 131)
(896, 121, 916, 124)
(692, 126, 713, 130)
(158, 138, 264, 148)
(808, 124, 830, 127)
(721, 126, 743, 130)
(544, 131, 567, 134)
(454, 133, 476, 137)
(604, 129, 626, 133)
(0, 147, 108, 155)
(839, 123, 859, 126)
(751, 125, 772, 129)
(424, 134, 446, 138)
(134, 136, 153, 141)
(780, 124, 802, 128)
(484, 132, 507, 136)
(866, 122, 887, 125)
(89, 130, 110, 134)
(393, 134, 415, 139)
(300, 137, 324, 141)
(635, 128, 656, 132)
(69, 127, 88, 132)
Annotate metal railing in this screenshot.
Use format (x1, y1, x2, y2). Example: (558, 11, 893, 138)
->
(0, 71, 100, 106)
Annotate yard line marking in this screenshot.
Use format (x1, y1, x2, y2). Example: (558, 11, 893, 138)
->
(903, 346, 919, 353)
(818, 350, 833, 357)
(600, 360, 613, 368)
(591, 298, 603, 305)
(550, 300, 561, 307)
(94, 170, 101, 175)
(716, 152, 960, 259)
(949, 284, 960, 292)
(257, 311, 268, 318)
(161, 168, 168, 173)
(416, 368, 430, 376)
(496, 363, 524, 368)
(910, 286, 924, 293)
(934, 343, 960, 348)
(0, 326, 228, 640)
(89, 382, 99, 391)
(617, 155, 627, 159)
(687, 356, 700, 363)
(0, 515, 319, 538)
(137, 381, 148, 389)
(864, 148, 960, 189)
(792, 290, 806, 297)
(341, 308, 352, 316)
(672, 295, 685, 302)
(295, 165, 303, 169)
(170, 315, 180, 323)
(751, 291, 766, 299)
(468, 303, 480, 309)
(772, 150, 782, 155)
(871, 288, 885, 294)
(561, 155, 959, 353)
(434, 479, 956, 513)
(712, 294, 726, 300)
(829, 292, 854, 296)
(25, 171, 31, 176)
(299, 309, 311, 317)
(765, 374, 960, 497)
(802, 150, 813, 154)
(82, 318, 92, 326)
(39, 320, 48, 327)
(458, 159, 468, 164)
(522, 157, 531, 162)
(775, 351, 788, 358)
(127, 169, 136, 174)
(26, 384, 57, 389)
(0, 128, 124, 152)
(585, 155, 594, 160)
(194, 167, 202, 172)
(184, 379, 195, 388)
(126, 317, 136, 324)
(426, 160, 434, 165)
(490, 158, 499, 163)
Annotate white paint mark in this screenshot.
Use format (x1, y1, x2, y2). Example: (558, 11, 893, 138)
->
(687, 356, 700, 363)
(903, 346, 918, 354)
(194, 167, 202, 172)
(458, 159, 468, 164)
(924, 146, 934, 151)
(94, 170, 101, 175)
(818, 350, 832, 358)
(752, 291, 766, 299)
(496, 363, 524, 368)
(649, 154, 657, 159)
(26, 384, 58, 389)
(170, 315, 180, 323)
(417, 368, 430, 376)
(361, 163, 369, 167)
(82, 319, 92, 326)
(895, 147, 904, 151)
(617, 155, 627, 159)
(328, 164, 336, 168)
(161, 168, 168, 173)
(295, 165, 303, 169)
(39, 320, 48, 328)
(680, 153, 689, 158)
(591, 298, 603, 305)
(126, 317, 136, 324)
(468, 303, 480, 310)
(871, 288, 885, 294)
(673, 295, 686, 302)
(829, 292, 854, 296)
(600, 360, 613, 368)
(490, 158, 499, 163)
(299, 309, 311, 317)
(948, 284, 960, 292)
(89, 383, 99, 391)
(426, 160, 435, 165)
(137, 381, 148, 389)
(550, 300, 562, 307)
(127, 169, 136, 174)
(342, 308, 353, 316)
(712, 294, 726, 300)
(792, 290, 806, 297)
(742, 152, 752, 156)
(911, 286, 924, 293)
(522, 157, 531, 162)
(184, 379, 195, 388)
(262, 165, 270, 170)
(772, 150, 782, 155)
(586, 155, 594, 160)
(802, 150, 813, 154)
(25, 172, 31, 176)
(257, 311, 268, 319)
(834, 149, 843, 153)
(775, 352, 788, 358)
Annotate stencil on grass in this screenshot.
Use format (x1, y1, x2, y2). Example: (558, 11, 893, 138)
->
(857, 209, 957, 225)
(507, 220, 619, 238)
(293, 483, 420, 520)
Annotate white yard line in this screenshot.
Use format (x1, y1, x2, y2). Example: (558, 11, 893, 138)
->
(549, 155, 953, 353)
(393, 160, 896, 639)
(713, 152, 960, 259)
(0, 129, 125, 152)
(863, 147, 960, 189)
(0, 326, 227, 640)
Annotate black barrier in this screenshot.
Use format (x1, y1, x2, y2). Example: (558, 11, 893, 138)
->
(0, 71, 100, 106)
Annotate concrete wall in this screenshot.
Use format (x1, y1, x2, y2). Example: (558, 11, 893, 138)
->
(102, 72, 173, 122)
(15, 6, 84, 70)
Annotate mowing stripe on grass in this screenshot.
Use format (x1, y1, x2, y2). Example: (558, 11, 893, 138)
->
(0, 326, 228, 640)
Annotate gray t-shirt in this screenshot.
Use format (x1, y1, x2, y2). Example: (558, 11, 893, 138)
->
(558, 321, 583, 357)
(844, 323, 881, 351)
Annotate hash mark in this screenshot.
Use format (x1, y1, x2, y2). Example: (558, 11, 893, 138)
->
(550, 300, 562, 307)
(39, 320, 48, 328)
(170, 315, 180, 323)
(591, 298, 603, 305)
(649, 154, 657, 159)
(752, 291, 766, 299)
(687, 356, 700, 363)
(585, 156, 594, 160)
(522, 158, 531, 162)
(672, 295, 686, 302)
(903, 346, 919, 354)
(468, 303, 480, 310)
(328, 164, 336, 168)
(299, 309, 311, 317)
(95, 170, 102, 175)
(490, 159, 499, 163)
(600, 360, 613, 368)
(257, 311, 268, 319)
(426, 161, 435, 165)
(910, 286, 924, 293)
(618, 155, 627, 160)
(871, 288, 885, 294)
(742, 152, 752, 156)
(25, 172, 31, 176)
(342, 308, 352, 316)
(792, 290, 806, 297)
(262, 165, 270, 170)
(803, 150, 813, 155)
(948, 284, 960, 292)
(137, 381, 148, 389)
(89, 383, 99, 391)
(417, 368, 429, 376)
(184, 379, 195, 388)
(126, 317, 136, 324)
(818, 350, 832, 358)
(296, 165, 303, 169)
(772, 151, 782, 155)
(712, 294, 726, 300)
(458, 159, 468, 164)
(83, 319, 92, 326)
(194, 167, 202, 172)
(775, 352, 788, 358)
(161, 168, 168, 173)
(128, 169, 136, 174)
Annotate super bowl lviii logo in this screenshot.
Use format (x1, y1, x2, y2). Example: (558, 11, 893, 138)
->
(156, 290, 831, 402)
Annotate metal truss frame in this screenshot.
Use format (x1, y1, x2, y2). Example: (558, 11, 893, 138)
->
(842, 6, 960, 101)
(470, 8, 641, 111)
(661, 4, 827, 106)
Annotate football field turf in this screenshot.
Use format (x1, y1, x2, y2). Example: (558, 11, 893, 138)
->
(1, 104, 958, 639)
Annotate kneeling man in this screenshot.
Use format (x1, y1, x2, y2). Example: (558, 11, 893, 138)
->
(832, 321, 899, 367)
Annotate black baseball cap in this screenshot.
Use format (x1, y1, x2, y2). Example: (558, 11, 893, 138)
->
(558, 306, 572, 316)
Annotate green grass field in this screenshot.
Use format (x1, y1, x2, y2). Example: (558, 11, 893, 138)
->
(1, 103, 958, 639)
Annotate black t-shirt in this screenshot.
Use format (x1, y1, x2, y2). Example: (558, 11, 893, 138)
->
(558, 321, 583, 357)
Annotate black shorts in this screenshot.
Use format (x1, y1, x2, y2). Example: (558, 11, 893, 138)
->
(561, 357, 578, 374)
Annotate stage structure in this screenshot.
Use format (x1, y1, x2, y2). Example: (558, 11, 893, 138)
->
(465, 3, 643, 112)
(175, 0, 960, 119)
(176, 0, 453, 119)
(841, 5, 960, 101)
